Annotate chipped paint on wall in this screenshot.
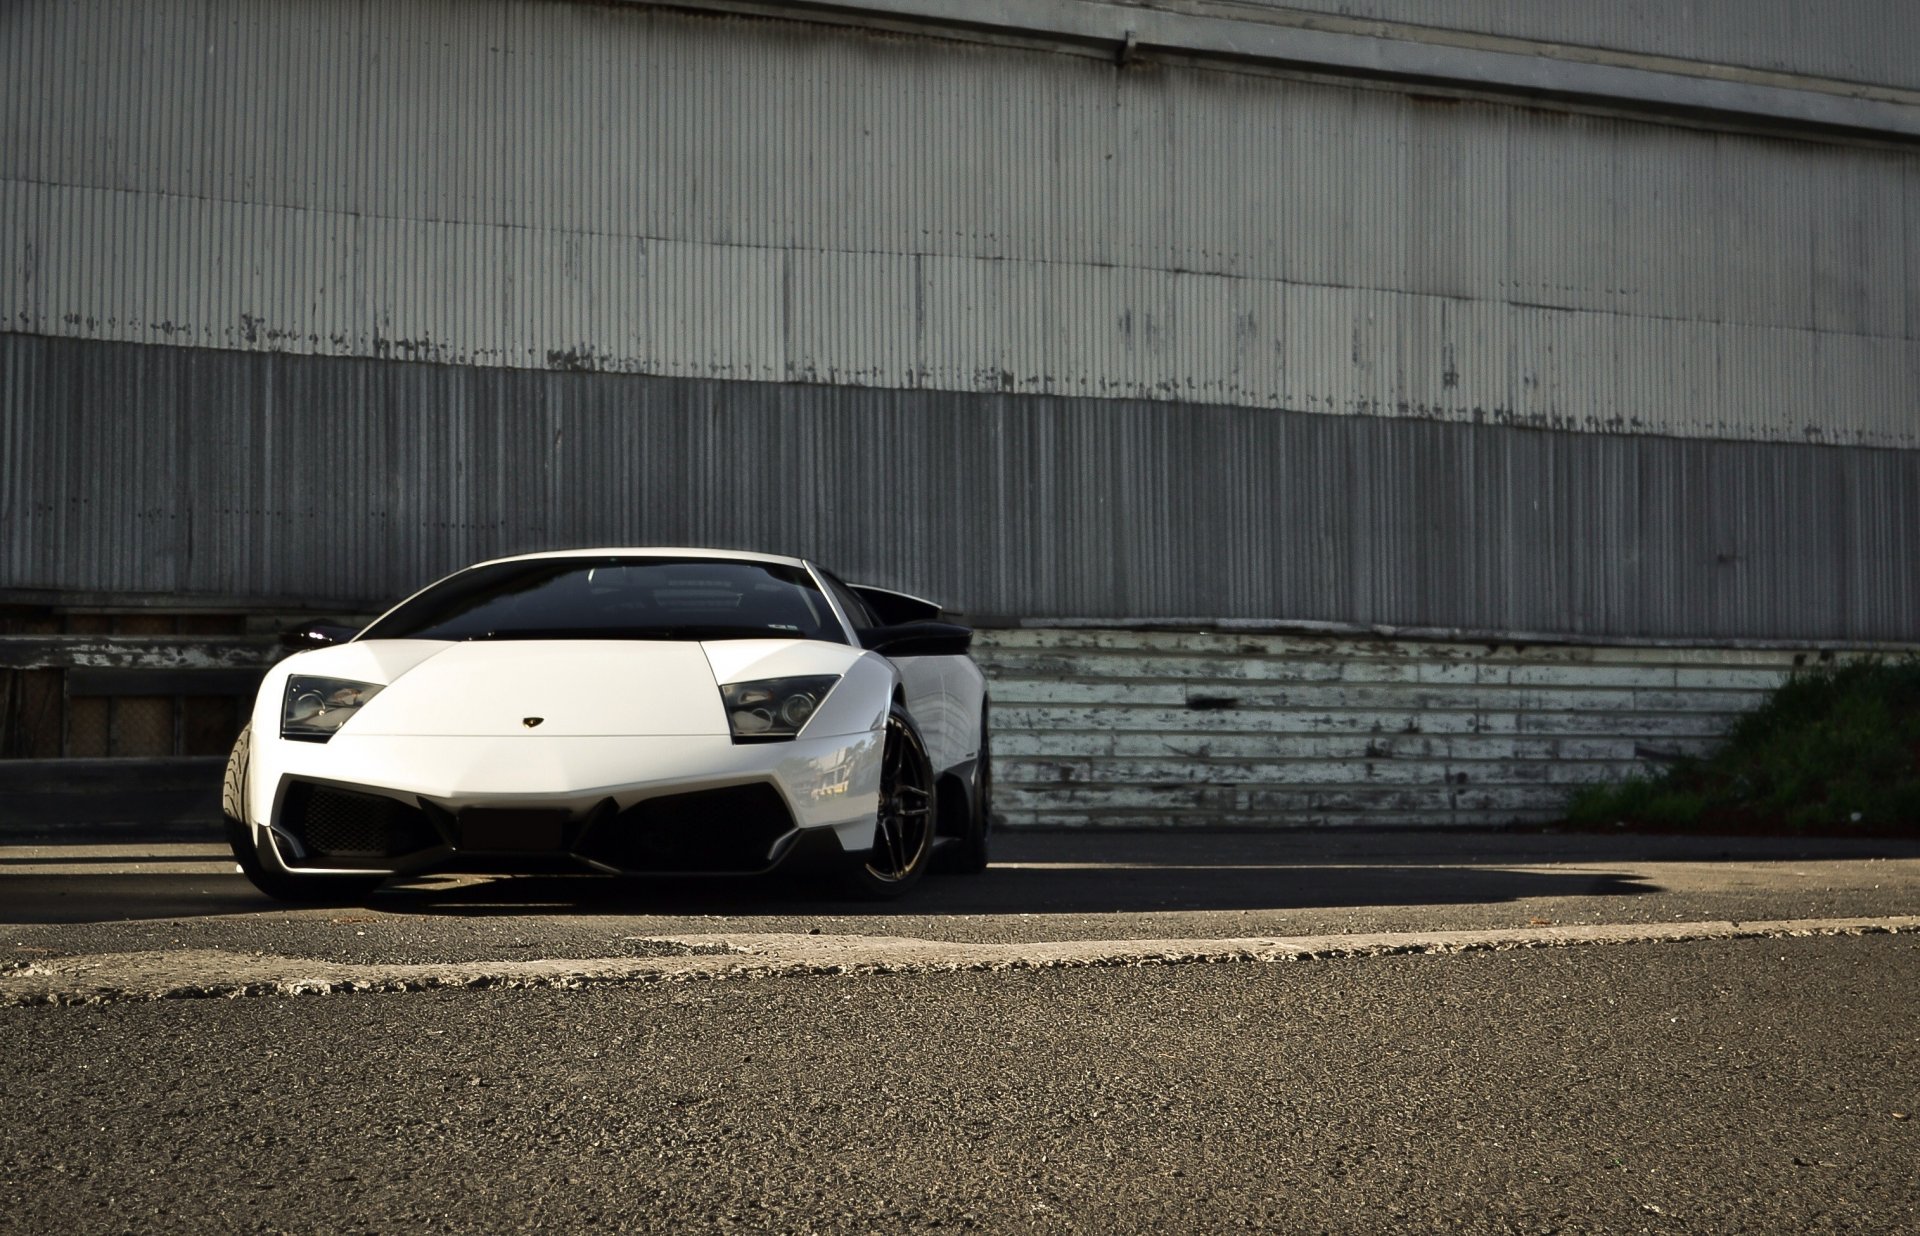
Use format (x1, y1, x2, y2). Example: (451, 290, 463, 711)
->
(974, 628, 1860, 828)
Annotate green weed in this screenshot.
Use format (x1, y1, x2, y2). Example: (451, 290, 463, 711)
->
(1561, 657, 1920, 835)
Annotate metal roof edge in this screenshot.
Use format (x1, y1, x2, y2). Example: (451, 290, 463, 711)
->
(638, 0, 1920, 144)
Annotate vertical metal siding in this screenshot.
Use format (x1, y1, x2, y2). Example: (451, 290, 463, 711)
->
(6, 334, 1918, 640)
(3, 0, 1918, 447)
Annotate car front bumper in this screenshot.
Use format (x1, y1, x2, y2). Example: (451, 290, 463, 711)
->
(248, 730, 883, 877)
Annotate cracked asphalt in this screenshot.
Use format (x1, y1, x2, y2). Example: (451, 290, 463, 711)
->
(4, 830, 1918, 1233)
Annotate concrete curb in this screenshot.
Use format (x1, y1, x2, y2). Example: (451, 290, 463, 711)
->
(7, 915, 1917, 1006)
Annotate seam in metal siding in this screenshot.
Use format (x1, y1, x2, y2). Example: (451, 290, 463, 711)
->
(6, 334, 1918, 640)
(4, 0, 1920, 447)
(975, 628, 1864, 829)
(1205, 0, 1920, 95)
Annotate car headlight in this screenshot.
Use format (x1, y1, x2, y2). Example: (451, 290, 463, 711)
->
(720, 675, 840, 742)
(281, 675, 385, 742)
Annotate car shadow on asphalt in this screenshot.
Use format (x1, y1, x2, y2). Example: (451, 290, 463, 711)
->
(8, 830, 1917, 923)
(0, 855, 1658, 923)
(355, 829, 1920, 919)
(354, 860, 1659, 919)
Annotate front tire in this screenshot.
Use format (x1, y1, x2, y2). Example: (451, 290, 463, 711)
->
(223, 726, 385, 903)
(840, 708, 937, 899)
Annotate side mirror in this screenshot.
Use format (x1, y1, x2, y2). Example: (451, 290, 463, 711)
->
(858, 621, 973, 658)
(280, 621, 359, 651)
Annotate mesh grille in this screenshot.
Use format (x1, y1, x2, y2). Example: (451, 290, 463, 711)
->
(283, 783, 439, 861)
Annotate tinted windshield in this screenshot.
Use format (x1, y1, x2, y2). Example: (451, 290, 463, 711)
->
(359, 557, 847, 644)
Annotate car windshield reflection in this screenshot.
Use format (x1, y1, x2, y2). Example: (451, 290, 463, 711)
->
(359, 557, 847, 644)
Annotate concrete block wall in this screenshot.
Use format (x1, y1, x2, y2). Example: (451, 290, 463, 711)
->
(974, 627, 1850, 829)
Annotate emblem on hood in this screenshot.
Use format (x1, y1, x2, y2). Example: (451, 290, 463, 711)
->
(522, 717, 544, 728)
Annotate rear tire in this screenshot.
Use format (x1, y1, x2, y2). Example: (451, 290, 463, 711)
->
(223, 726, 384, 903)
(950, 709, 992, 874)
(839, 708, 936, 900)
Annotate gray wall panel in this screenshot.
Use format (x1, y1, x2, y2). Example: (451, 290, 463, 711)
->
(5, 334, 1916, 641)
(5, 0, 1919, 447)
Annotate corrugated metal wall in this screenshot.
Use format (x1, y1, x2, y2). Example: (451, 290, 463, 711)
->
(3, 0, 1915, 826)
(7, 334, 1918, 640)
(4, 0, 1918, 447)
(1221, 0, 1920, 93)
(977, 627, 1831, 828)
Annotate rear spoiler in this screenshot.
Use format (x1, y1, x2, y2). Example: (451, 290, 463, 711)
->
(850, 584, 943, 626)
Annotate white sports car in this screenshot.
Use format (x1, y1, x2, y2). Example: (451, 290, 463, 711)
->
(222, 548, 991, 901)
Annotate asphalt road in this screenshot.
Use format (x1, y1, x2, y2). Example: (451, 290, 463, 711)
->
(4, 831, 1918, 1234)
(6, 830, 1920, 961)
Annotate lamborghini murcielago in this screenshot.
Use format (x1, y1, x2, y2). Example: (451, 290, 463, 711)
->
(222, 548, 991, 901)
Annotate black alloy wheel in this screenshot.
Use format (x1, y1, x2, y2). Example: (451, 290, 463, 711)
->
(844, 707, 936, 898)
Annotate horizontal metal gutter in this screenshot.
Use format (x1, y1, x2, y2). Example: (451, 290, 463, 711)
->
(651, 0, 1920, 143)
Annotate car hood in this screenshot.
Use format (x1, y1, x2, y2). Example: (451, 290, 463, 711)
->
(279, 637, 866, 738)
(342, 640, 727, 736)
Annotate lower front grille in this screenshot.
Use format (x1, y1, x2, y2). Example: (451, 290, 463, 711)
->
(281, 782, 441, 862)
(576, 783, 796, 873)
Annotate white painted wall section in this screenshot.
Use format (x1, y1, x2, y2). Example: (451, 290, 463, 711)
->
(974, 628, 1861, 828)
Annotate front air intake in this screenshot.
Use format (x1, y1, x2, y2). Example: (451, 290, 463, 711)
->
(576, 784, 796, 873)
(280, 782, 440, 864)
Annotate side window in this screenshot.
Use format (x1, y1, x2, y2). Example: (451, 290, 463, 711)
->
(819, 571, 877, 637)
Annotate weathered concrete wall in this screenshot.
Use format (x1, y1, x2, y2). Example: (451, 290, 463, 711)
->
(975, 628, 1855, 828)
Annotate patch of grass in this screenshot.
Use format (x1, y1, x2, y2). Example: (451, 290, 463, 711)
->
(1563, 658, 1920, 835)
